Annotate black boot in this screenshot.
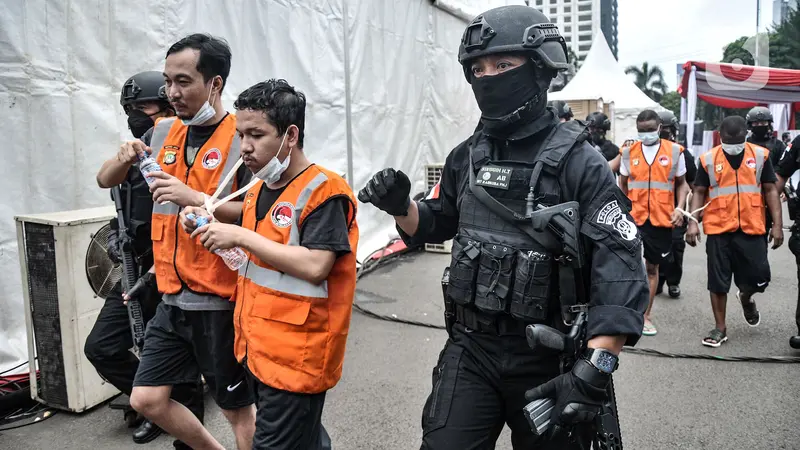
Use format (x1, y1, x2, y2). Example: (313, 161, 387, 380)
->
(668, 284, 681, 298)
(132, 418, 163, 444)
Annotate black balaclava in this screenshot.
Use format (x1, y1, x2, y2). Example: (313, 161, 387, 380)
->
(471, 62, 549, 137)
(590, 129, 606, 146)
(127, 109, 156, 139)
(660, 127, 676, 142)
(750, 125, 771, 142)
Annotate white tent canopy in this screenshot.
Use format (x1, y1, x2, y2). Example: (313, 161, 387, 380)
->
(549, 31, 661, 141)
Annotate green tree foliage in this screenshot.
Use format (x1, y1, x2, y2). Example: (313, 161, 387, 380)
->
(624, 62, 668, 102)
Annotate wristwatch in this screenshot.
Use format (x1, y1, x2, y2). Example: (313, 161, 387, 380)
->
(583, 348, 619, 374)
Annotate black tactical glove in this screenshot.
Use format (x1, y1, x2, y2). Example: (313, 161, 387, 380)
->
(124, 272, 156, 303)
(107, 229, 121, 264)
(524, 359, 610, 437)
(358, 168, 412, 216)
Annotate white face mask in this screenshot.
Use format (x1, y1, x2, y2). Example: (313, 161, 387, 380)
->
(721, 142, 745, 155)
(253, 130, 292, 185)
(638, 131, 660, 146)
(181, 83, 216, 126)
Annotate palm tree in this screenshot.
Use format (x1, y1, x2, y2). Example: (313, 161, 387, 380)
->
(624, 62, 669, 102)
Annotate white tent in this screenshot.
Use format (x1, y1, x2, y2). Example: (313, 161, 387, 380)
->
(0, 0, 526, 374)
(548, 31, 662, 142)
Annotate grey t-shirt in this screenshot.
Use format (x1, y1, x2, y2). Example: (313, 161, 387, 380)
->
(141, 117, 251, 311)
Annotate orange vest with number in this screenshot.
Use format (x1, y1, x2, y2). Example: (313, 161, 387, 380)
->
(620, 139, 684, 227)
(149, 115, 242, 297)
(233, 165, 359, 394)
(699, 143, 768, 235)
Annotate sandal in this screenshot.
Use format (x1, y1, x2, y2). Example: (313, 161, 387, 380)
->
(643, 321, 657, 336)
(702, 328, 728, 348)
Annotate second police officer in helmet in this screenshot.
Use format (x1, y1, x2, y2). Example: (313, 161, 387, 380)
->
(746, 106, 787, 239)
(549, 100, 574, 122)
(586, 111, 619, 162)
(359, 5, 648, 449)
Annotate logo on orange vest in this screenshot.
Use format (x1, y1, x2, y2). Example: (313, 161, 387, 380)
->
(596, 200, 638, 241)
(745, 157, 757, 169)
(271, 201, 294, 228)
(716, 163, 724, 173)
(658, 155, 669, 166)
(633, 158, 640, 166)
(202, 148, 222, 170)
(163, 150, 177, 165)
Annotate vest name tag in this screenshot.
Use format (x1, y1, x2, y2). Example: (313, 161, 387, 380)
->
(475, 165, 513, 190)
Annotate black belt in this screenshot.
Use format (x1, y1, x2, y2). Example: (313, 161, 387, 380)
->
(454, 305, 528, 337)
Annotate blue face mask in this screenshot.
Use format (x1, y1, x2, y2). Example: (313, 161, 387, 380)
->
(638, 131, 660, 146)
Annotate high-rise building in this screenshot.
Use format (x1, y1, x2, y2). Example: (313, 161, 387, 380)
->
(532, 0, 618, 61)
(773, 0, 799, 25)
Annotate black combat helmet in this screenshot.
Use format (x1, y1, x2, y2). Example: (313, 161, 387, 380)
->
(586, 112, 611, 131)
(120, 71, 169, 114)
(658, 110, 679, 130)
(457, 5, 570, 82)
(745, 106, 773, 125)
(550, 100, 573, 120)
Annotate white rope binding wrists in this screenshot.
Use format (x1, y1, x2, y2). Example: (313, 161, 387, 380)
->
(674, 191, 709, 225)
(199, 156, 261, 219)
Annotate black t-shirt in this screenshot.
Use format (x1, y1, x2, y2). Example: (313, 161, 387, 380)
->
(237, 166, 352, 256)
(694, 150, 777, 187)
(140, 115, 251, 189)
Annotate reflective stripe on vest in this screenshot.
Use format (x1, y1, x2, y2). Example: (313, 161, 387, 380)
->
(148, 117, 242, 215)
(239, 172, 331, 298)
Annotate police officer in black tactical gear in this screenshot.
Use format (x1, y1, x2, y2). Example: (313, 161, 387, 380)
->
(774, 134, 800, 349)
(746, 106, 786, 238)
(656, 110, 697, 298)
(87, 71, 203, 447)
(549, 100, 574, 122)
(586, 111, 619, 162)
(359, 6, 648, 449)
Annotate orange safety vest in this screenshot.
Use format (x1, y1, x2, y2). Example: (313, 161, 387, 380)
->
(699, 143, 768, 235)
(620, 139, 684, 227)
(149, 115, 242, 298)
(233, 165, 359, 394)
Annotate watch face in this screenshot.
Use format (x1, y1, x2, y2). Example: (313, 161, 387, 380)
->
(596, 351, 617, 372)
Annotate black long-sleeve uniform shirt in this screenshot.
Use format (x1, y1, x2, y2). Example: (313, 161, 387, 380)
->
(402, 115, 650, 346)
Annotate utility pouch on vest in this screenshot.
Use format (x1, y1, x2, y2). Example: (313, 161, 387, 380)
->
(510, 251, 552, 321)
(474, 243, 516, 315)
(447, 235, 481, 307)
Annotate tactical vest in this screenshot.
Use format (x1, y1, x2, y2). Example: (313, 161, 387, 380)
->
(110, 167, 155, 269)
(446, 120, 588, 324)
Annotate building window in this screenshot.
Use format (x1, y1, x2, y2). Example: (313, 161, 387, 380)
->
(579, 33, 592, 41)
(550, 0, 558, 3)
(578, 3, 592, 12)
(550, 7, 557, 14)
(535, 0, 543, 5)
(564, 15, 572, 22)
(564, 25, 572, 32)
(564, 6, 571, 13)
(579, 44, 592, 52)
(578, 24, 592, 32)
(579, 14, 591, 22)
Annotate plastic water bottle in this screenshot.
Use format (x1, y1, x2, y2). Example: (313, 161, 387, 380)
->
(139, 154, 162, 186)
(187, 214, 248, 271)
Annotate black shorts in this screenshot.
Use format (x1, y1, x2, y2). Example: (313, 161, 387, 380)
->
(133, 302, 254, 410)
(248, 368, 329, 450)
(706, 231, 771, 294)
(638, 220, 673, 265)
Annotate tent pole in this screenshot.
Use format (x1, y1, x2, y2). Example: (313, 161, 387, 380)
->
(342, 0, 355, 187)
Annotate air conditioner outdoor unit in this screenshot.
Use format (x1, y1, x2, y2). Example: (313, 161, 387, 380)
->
(423, 163, 452, 254)
(15, 206, 122, 413)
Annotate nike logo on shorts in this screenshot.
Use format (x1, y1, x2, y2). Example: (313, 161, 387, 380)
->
(757, 282, 768, 287)
(661, 252, 670, 257)
(227, 380, 244, 392)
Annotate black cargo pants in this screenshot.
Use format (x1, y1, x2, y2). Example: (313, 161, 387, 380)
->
(84, 283, 204, 419)
(420, 323, 590, 450)
(789, 228, 800, 333)
(658, 222, 687, 287)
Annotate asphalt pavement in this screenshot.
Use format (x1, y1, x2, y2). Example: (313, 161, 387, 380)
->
(3, 234, 800, 449)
